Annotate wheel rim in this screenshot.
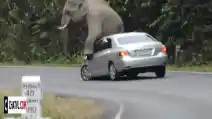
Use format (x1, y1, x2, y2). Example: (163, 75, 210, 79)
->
(81, 66, 91, 80)
(109, 65, 116, 80)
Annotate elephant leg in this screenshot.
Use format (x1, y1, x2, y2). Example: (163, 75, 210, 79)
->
(84, 36, 94, 55)
(75, 27, 88, 55)
(60, 26, 76, 56)
(60, 27, 69, 56)
(84, 17, 102, 56)
(65, 21, 87, 56)
(68, 26, 79, 56)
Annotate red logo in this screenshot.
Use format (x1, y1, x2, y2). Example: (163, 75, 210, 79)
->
(20, 101, 26, 109)
(8, 100, 27, 110)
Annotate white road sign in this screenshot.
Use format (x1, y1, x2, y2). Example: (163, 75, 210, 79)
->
(4, 76, 50, 119)
(21, 76, 42, 99)
(21, 101, 41, 119)
(21, 76, 42, 119)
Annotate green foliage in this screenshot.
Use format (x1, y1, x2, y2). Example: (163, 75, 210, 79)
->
(0, 0, 211, 65)
(147, 0, 212, 65)
(0, 0, 70, 64)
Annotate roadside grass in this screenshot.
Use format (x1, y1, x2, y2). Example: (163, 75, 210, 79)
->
(0, 55, 84, 67)
(0, 89, 104, 119)
(0, 62, 82, 67)
(168, 65, 212, 72)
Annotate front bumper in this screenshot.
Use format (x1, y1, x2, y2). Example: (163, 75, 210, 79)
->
(115, 52, 167, 72)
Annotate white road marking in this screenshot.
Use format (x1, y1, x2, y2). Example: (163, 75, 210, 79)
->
(0, 65, 81, 68)
(169, 71, 212, 75)
(114, 103, 124, 119)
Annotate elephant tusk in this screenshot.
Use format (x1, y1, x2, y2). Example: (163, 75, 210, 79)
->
(57, 24, 68, 30)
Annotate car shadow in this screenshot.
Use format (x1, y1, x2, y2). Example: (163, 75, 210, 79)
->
(125, 76, 156, 80)
(116, 75, 158, 81)
(89, 75, 165, 81)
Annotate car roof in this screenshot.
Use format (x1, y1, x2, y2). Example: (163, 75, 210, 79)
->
(106, 32, 149, 39)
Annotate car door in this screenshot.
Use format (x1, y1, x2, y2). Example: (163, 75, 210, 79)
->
(99, 38, 112, 75)
(87, 39, 103, 76)
(94, 38, 112, 76)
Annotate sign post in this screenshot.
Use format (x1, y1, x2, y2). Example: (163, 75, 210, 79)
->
(175, 45, 181, 66)
(21, 76, 42, 119)
(4, 75, 50, 119)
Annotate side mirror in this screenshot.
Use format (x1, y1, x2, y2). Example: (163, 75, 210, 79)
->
(103, 39, 108, 43)
(85, 54, 93, 61)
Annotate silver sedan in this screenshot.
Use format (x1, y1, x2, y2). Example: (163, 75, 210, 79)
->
(81, 32, 168, 81)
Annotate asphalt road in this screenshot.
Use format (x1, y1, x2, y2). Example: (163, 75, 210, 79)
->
(0, 66, 212, 119)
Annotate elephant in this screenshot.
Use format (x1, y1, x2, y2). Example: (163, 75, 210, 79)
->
(58, 0, 124, 57)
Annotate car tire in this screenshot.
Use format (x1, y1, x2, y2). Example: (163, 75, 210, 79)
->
(80, 65, 92, 81)
(155, 65, 166, 78)
(108, 63, 119, 81)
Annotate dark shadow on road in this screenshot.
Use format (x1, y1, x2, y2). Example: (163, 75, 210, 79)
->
(116, 75, 161, 81)
(88, 75, 166, 81)
(122, 76, 158, 80)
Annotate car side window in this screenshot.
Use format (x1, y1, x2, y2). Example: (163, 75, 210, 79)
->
(93, 41, 101, 53)
(101, 38, 112, 50)
(93, 39, 105, 53)
(93, 38, 112, 53)
(106, 38, 112, 49)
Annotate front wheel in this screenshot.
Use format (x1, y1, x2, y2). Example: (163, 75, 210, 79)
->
(154, 65, 166, 78)
(81, 65, 92, 81)
(108, 63, 120, 81)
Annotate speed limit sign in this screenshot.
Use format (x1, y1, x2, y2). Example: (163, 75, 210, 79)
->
(21, 76, 42, 99)
(25, 90, 35, 97)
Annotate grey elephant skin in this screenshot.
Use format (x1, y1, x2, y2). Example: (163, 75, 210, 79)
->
(58, 0, 124, 55)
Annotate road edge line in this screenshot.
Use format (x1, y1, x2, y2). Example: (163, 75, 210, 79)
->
(168, 70, 212, 75)
(1, 65, 212, 75)
(114, 103, 124, 119)
(0, 65, 81, 68)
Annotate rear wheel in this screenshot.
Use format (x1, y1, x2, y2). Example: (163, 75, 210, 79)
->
(81, 65, 92, 81)
(108, 63, 119, 81)
(154, 65, 166, 78)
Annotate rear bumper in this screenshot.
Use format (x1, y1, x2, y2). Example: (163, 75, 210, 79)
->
(115, 52, 167, 72)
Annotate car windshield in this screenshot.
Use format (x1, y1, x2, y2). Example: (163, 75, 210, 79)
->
(117, 34, 156, 45)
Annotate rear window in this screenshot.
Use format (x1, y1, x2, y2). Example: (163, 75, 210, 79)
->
(117, 34, 156, 45)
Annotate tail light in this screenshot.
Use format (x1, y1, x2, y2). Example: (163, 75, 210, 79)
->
(119, 51, 128, 56)
(161, 46, 167, 52)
